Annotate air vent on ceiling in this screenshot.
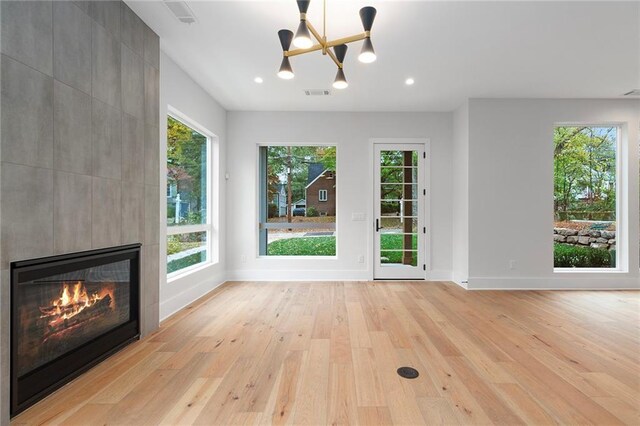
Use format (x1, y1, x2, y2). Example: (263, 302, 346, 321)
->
(164, 1, 197, 24)
(305, 89, 331, 96)
(623, 89, 640, 96)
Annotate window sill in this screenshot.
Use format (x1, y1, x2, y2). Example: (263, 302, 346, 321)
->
(167, 260, 216, 283)
(257, 255, 338, 260)
(554, 268, 627, 274)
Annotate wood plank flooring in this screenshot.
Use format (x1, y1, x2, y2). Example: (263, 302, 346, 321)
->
(12, 281, 640, 425)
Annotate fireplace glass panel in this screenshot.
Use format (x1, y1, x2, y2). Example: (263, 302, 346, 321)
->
(16, 260, 131, 377)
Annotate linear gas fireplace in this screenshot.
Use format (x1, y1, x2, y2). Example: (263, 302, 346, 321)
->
(10, 244, 141, 416)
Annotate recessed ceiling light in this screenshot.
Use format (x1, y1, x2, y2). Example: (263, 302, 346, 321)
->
(405, 78, 415, 86)
(254, 77, 264, 84)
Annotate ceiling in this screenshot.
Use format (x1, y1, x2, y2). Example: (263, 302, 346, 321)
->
(127, 1, 640, 112)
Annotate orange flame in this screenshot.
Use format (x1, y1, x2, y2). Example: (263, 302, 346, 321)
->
(40, 281, 113, 327)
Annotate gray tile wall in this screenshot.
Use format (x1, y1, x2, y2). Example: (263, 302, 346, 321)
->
(0, 1, 160, 423)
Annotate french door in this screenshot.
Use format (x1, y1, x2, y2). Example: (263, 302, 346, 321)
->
(373, 143, 427, 279)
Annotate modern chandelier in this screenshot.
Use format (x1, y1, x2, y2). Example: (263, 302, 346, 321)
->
(277, 0, 377, 89)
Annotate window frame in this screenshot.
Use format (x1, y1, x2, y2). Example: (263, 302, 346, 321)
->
(319, 189, 328, 202)
(166, 110, 216, 279)
(256, 143, 338, 259)
(553, 123, 626, 273)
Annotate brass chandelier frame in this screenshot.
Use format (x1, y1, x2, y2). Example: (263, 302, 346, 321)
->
(277, 0, 377, 87)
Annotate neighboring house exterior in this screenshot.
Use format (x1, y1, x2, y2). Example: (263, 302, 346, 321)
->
(293, 199, 306, 209)
(305, 163, 336, 216)
(271, 183, 287, 217)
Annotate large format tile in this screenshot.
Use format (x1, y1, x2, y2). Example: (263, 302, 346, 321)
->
(92, 23, 121, 109)
(144, 185, 160, 245)
(0, 163, 53, 269)
(121, 2, 144, 56)
(144, 124, 159, 186)
(1, 56, 53, 169)
(92, 99, 122, 180)
(53, 1, 91, 94)
(1, 0, 52, 76)
(122, 113, 144, 184)
(143, 24, 159, 69)
(89, 0, 120, 40)
(144, 63, 160, 127)
(54, 81, 92, 175)
(0, 269, 9, 426)
(53, 171, 92, 254)
(92, 177, 122, 248)
(121, 45, 144, 119)
(73, 1, 90, 15)
(142, 243, 160, 308)
(121, 183, 144, 244)
(141, 300, 159, 338)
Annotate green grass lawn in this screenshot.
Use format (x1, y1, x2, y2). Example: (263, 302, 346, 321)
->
(267, 236, 336, 256)
(267, 234, 417, 264)
(379, 234, 417, 266)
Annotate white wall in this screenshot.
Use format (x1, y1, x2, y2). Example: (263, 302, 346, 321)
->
(226, 112, 453, 281)
(467, 99, 640, 289)
(452, 102, 469, 286)
(159, 52, 227, 319)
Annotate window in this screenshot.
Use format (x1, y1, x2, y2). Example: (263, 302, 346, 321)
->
(166, 115, 212, 275)
(258, 145, 336, 256)
(554, 126, 619, 269)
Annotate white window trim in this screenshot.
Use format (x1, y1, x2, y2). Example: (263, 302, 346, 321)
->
(553, 123, 626, 273)
(256, 143, 338, 259)
(166, 110, 217, 279)
(319, 189, 328, 202)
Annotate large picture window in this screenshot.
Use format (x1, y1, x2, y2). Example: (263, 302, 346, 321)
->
(553, 126, 619, 269)
(166, 115, 212, 275)
(258, 146, 336, 256)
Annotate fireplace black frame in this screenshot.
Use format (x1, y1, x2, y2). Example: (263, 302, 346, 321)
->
(10, 244, 141, 417)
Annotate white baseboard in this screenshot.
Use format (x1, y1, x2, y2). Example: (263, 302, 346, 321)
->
(160, 271, 227, 320)
(468, 276, 640, 290)
(427, 269, 454, 281)
(226, 269, 371, 281)
(227, 268, 455, 282)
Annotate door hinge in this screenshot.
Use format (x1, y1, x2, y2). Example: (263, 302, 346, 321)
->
(423, 189, 426, 196)
(423, 264, 426, 271)
(423, 227, 426, 234)
(423, 152, 426, 159)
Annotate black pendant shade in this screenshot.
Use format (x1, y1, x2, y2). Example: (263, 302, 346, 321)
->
(278, 29, 293, 51)
(278, 56, 294, 79)
(334, 44, 348, 64)
(359, 37, 376, 63)
(294, 20, 312, 43)
(359, 6, 377, 31)
(333, 68, 348, 89)
(297, 0, 310, 14)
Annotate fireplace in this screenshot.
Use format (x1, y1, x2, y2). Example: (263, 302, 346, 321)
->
(10, 244, 141, 416)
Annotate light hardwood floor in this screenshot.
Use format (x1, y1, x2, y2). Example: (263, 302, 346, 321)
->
(12, 281, 640, 425)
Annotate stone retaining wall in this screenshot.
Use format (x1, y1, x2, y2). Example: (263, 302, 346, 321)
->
(553, 228, 616, 251)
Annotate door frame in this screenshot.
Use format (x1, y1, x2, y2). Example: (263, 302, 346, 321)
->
(370, 138, 431, 280)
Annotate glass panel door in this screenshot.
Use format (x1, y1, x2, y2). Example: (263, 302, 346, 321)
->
(374, 144, 425, 279)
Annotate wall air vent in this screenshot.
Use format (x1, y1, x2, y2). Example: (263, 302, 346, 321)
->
(304, 89, 331, 96)
(623, 89, 640, 96)
(164, 1, 197, 24)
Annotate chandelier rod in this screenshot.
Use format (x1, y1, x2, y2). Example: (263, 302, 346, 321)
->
(323, 0, 326, 40)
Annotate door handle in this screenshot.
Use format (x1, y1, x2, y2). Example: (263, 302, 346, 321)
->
(376, 219, 383, 232)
